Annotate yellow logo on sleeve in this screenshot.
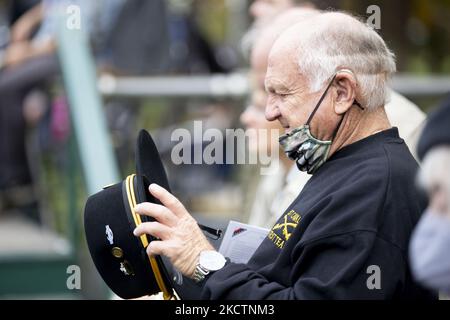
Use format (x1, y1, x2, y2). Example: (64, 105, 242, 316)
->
(268, 210, 301, 249)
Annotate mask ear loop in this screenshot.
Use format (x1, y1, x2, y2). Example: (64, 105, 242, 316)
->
(306, 72, 365, 140)
(305, 74, 338, 126)
(331, 101, 365, 140)
(330, 70, 365, 139)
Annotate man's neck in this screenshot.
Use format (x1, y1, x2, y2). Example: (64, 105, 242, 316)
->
(329, 106, 391, 157)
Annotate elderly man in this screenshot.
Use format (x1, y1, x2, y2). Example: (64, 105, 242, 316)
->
(134, 11, 435, 299)
(242, 7, 425, 229)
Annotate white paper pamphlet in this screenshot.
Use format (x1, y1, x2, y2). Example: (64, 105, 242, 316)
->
(218, 220, 269, 264)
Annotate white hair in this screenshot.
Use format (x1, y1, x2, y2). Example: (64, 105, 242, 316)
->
(296, 11, 397, 110)
(418, 146, 450, 200)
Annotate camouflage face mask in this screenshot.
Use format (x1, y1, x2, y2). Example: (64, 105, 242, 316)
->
(279, 73, 363, 175)
(279, 124, 332, 174)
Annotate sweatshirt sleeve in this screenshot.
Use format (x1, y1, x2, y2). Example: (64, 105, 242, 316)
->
(201, 231, 406, 300)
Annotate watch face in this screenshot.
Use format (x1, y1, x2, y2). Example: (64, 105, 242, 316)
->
(199, 251, 226, 271)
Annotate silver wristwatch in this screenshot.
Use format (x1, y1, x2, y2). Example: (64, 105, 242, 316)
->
(192, 250, 227, 283)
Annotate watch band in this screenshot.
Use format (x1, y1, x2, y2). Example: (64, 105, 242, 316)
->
(193, 263, 210, 283)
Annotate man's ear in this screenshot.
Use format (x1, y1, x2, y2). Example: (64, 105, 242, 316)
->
(333, 71, 357, 115)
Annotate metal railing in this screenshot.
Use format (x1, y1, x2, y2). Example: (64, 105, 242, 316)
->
(98, 72, 450, 99)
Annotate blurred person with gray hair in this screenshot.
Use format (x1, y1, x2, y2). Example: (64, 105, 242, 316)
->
(409, 95, 450, 294)
(241, 8, 319, 228)
(133, 11, 435, 299)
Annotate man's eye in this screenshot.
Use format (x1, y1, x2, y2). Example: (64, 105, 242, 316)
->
(279, 93, 289, 98)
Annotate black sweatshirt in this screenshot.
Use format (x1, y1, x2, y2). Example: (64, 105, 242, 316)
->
(201, 128, 436, 300)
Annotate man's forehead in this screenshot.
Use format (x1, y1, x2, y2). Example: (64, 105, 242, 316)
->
(267, 27, 302, 68)
(265, 65, 301, 94)
(266, 45, 298, 79)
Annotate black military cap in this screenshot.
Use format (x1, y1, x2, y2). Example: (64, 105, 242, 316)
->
(84, 129, 221, 300)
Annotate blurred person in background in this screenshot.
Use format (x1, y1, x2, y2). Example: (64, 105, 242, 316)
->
(0, 0, 129, 222)
(241, 2, 426, 230)
(0, 0, 106, 223)
(240, 8, 318, 228)
(249, 0, 300, 22)
(0, 0, 57, 223)
(242, 0, 309, 56)
(0, 0, 170, 222)
(410, 95, 450, 295)
(148, 0, 239, 207)
(96, 0, 170, 172)
(96, 0, 168, 75)
(165, 0, 234, 74)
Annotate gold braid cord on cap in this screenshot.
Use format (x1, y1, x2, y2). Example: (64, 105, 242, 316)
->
(125, 174, 175, 300)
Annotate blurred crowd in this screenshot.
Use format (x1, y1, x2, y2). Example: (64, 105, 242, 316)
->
(0, 0, 238, 224)
(0, 0, 449, 298)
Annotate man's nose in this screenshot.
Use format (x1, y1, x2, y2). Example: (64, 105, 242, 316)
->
(265, 100, 280, 122)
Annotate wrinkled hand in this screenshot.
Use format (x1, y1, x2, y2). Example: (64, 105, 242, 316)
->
(133, 184, 214, 278)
